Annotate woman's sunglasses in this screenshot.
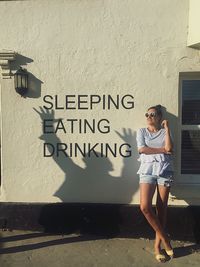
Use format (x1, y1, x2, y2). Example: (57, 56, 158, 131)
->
(145, 112, 157, 118)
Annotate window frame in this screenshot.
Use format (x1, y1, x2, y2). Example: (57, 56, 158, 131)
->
(178, 72, 200, 183)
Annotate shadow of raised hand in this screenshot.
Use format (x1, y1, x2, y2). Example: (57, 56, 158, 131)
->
(115, 128, 138, 178)
(115, 128, 135, 145)
(33, 106, 56, 121)
(33, 107, 58, 140)
(33, 106, 77, 173)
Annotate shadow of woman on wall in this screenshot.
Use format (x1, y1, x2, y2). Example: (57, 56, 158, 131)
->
(34, 107, 140, 236)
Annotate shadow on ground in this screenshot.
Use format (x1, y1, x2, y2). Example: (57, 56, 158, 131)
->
(0, 231, 200, 256)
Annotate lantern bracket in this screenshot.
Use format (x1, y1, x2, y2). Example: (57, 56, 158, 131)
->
(0, 50, 16, 79)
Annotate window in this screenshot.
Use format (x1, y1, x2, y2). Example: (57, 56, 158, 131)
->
(180, 76, 200, 175)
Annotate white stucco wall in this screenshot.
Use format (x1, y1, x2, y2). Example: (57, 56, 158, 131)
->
(0, 0, 200, 205)
(187, 0, 200, 48)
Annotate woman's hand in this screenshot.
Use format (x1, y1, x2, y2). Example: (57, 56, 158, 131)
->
(161, 120, 169, 130)
(163, 148, 172, 154)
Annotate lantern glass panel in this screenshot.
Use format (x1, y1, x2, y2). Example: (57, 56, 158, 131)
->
(17, 74, 21, 88)
(14, 74, 17, 88)
(22, 75, 26, 88)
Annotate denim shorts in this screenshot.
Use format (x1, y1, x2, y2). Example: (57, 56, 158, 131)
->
(139, 174, 173, 187)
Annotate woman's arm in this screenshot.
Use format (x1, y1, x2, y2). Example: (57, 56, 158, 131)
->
(136, 127, 171, 155)
(161, 120, 173, 152)
(138, 146, 168, 154)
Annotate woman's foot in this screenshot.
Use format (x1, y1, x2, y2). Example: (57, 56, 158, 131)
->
(154, 246, 166, 263)
(155, 253, 166, 263)
(165, 249, 174, 258)
(162, 238, 174, 258)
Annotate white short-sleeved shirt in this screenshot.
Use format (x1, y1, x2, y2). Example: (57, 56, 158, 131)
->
(136, 128, 173, 177)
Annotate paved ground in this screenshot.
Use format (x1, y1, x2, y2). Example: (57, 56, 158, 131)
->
(0, 230, 200, 267)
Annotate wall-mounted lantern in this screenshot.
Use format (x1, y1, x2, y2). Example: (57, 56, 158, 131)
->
(14, 67, 28, 96)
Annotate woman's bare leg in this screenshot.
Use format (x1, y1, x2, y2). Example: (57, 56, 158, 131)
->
(140, 183, 171, 250)
(154, 185, 170, 255)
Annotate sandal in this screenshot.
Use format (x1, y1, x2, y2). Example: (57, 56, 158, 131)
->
(165, 249, 174, 259)
(155, 253, 166, 263)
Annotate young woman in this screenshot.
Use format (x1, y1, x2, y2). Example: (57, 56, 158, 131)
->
(136, 105, 174, 262)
